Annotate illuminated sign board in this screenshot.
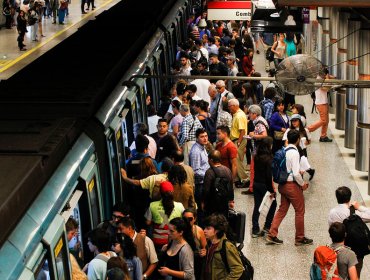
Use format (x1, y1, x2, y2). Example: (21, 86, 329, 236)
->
(208, 1, 252, 21)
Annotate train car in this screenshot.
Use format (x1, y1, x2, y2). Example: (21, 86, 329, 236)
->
(0, 0, 194, 279)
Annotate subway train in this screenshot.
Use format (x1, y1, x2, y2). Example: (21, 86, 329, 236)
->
(0, 0, 194, 279)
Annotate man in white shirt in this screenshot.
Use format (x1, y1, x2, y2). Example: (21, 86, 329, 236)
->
(266, 130, 312, 246)
(307, 73, 332, 142)
(328, 186, 370, 278)
(179, 53, 192, 76)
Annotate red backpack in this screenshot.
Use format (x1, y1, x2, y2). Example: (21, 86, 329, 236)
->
(310, 245, 342, 280)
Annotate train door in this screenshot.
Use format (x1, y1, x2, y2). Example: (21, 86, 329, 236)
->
(105, 115, 126, 204)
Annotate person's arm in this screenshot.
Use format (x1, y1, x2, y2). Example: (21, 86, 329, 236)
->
(348, 266, 358, 280)
(269, 113, 283, 132)
(121, 168, 141, 186)
(190, 149, 202, 180)
(133, 257, 143, 280)
(352, 201, 370, 223)
(289, 150, 305, 187)
(271, 41, 278, 53)
(225, 242, 244, 279)
(237, 129, 245, 145)
(251, 128, 268, 139)
(179, 119, 188, 147)
(231, 157, 238, 181)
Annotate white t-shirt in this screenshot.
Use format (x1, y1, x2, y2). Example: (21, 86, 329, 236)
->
(315, 87, 328, 105)
(130, 135, 157, 159)
(191, 79, 211, 104)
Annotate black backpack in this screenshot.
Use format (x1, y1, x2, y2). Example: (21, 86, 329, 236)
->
(265, 47, 274, 62)
(343, 206, 370, 258)
(208, 166, 231, 215)
(199, 114, 217, 143)
(220, 240, 254, 280)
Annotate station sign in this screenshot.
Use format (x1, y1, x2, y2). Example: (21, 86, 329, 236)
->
(208, 1, 252, 21)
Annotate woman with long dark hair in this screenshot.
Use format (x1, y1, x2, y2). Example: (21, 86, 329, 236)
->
(168, 165, 195, 209)
(241, 82, 256, 107)
(145, 182, 185, 249)
(158, 217, 196, 279)
(269, 98, 289, 153)
(251, 137, 277, 237)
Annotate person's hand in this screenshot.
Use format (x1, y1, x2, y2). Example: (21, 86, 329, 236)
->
(229, 200, 235, 209)
(249, 132, 255, 138)
(161, 244, 168, 252)
(302, 183, 309, 191)
(139, 229, 147, 236)
(120, 168, 127, 179)
(281, 128, 287, 132)
(269, 192, 276, 199)
(158, 267, 171, 276)
(82, 263, 89, 272)
(199, 248, 207, 257)
(351, 201, 360, 210)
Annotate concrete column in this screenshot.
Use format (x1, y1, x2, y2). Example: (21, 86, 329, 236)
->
(328, 7, 339, 114)
(355, 28, 370, 173)
(335, 12, 350, 130)
(345, 19, 361, 148)
(319, 7, 330, 66)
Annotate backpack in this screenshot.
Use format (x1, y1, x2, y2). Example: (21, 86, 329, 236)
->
(272, 147, 295, 184)
(220, 240, 254, 280)
(310, 245, 342, 280)
(343, 206, 370, 258)
(208, 166, 231, 215)
(265, 47, 274, 62)
(199, 114, 217, 143)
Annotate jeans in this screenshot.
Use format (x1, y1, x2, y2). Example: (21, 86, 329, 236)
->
(252, 182, 277, 232)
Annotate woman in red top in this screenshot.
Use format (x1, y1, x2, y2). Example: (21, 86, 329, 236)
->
(241, 48, 255, 76)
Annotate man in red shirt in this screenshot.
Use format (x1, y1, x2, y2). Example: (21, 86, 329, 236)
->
(215, 125, 238, 185)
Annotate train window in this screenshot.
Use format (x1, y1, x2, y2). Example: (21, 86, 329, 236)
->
(54, 235, 70, 280)
(87, 175, 100, 227)
(34, 257, 51, 280)
(120, 109, 129, 149)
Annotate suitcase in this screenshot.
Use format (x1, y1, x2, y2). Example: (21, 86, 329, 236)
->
(228, 208, 246, 244)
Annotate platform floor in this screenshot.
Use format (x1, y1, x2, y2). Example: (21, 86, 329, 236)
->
(0, 0, 119, 80)
(235, 50, 370, 279)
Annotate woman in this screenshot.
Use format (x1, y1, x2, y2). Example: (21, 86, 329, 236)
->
(203, 214, 244, 280)
(158, 217, 196, 280)
(140, 157, 157, 179)
(2, 0, 12, 29)
(282, 114, 315, 180)
(241, 82, 256, 107)
(58, 0, 67, 24)
(112, 234, 143, 280)
(168, 165, 195, 209)
(251, 137, 277, 237)
(285, 32, 297, 57)
(28, 3, 39, 41)
(169, 100, 184, 138)
(241, 48, 254, 76)
(145, 181, 185, 249)
(195, 100, 216, 143)
(269, 99, 289, 153)
(183, 209, 206, 280)
(271, 33, 286, 68)
(16, 10, 27, 51)
(291, 104, 307, 127)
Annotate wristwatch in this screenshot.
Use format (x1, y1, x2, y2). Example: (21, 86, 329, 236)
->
(143, 274, 147, 280)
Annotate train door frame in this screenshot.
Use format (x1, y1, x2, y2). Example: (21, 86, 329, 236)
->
(105, 115, 126, 204)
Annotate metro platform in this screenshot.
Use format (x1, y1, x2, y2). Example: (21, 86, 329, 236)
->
(0, 4, 369, 279)
(236, 51, 370, 279)
(0, 0, 120, 80)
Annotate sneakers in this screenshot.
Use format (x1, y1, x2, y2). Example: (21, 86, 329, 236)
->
(295, 237, 313, 246)
(307, 169, 315, 181)
(241, 188, 253, 195)
(266, 235, 283, 245)
(252, 230, 265, 238)
(319, 136, 333, 142)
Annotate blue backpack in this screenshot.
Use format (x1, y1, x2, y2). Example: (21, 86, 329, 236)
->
(272, 147, 295, 184)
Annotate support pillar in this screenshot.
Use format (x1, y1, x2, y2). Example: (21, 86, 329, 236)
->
(328, 7, 339, 114)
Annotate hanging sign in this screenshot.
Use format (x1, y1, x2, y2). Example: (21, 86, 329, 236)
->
(208, 1, 252, 21)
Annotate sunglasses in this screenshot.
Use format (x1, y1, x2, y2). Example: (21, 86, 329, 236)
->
(112, 214, 123, 220)
(184, 216, 194, 222)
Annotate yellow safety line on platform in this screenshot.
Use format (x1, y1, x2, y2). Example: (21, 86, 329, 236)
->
(0, 0, 114, 74)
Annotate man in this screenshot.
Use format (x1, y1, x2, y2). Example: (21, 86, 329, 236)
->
(207, 37, 218, 55)
(261, 32, 275, 71)
(259, 87, 276, 121)
(117, 217, 158, 280)
(215, 126, 237, 183)
(189, 128, 210, 209)
(84, 228, 116, 280)
(178, 104, 203, 165)
(150, 119, 179, 162)
(209, 53, 228, 76)
(307, 72, 333, 142)
(215, 80, 235, 112)
(244, 104, 269, 194)
(327, 222, 358, 280)
(172, 150, 195, 189)
(98, 202, 130, 239)
(178, 53, 192, 76)
(185, 84, 202, 101)
(202, 150, 234, 218)
(266, 130, 312, 246)
(208, 84, 221, 120)
(130, 123, 157, 159)
(228, 99, 249, 187)
(126, 134, 158, 179)
(226, 56, 239, 77)
(328, 186, 370, 277)
(194, 39, 209, 61)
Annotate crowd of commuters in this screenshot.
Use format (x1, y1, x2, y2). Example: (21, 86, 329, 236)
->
(2, 0, 97, 50)
(53, 7, 369, 280)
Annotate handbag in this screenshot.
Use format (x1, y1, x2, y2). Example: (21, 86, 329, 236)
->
(274, 130, 285, 140)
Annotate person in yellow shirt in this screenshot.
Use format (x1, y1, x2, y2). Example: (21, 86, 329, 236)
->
(228, 99, 249, 186)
